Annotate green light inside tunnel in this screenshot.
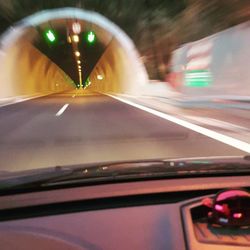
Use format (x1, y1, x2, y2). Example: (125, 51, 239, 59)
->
(185, 70, 212, 87)
(45, 29, 56, 42)
(83, 77, 91, 89)
(87, 31, 95, 43)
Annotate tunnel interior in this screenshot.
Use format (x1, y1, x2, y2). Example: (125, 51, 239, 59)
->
(33, 19, 109, 86)
(0, 8, 148, 99)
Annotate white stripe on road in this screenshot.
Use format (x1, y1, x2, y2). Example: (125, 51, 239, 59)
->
(55, 104, 69, 116)
(209, 118, 249, 131)
(183, 116, 249, 132)
(107, 94, 250, 153)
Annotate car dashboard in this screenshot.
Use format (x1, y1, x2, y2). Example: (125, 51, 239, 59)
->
(0, 175, 249, 250)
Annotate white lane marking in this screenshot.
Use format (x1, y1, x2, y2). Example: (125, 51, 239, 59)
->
(55, 104, 69, 116)
(183, 116, 249, 132)
(107, 94, 250, 153)
(208, 118, 249, 131)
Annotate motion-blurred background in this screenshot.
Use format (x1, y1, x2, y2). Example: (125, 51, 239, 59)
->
(0, 0, 250, 171)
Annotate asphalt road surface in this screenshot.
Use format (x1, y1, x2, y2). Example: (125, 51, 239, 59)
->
(0, 90, 245, 171)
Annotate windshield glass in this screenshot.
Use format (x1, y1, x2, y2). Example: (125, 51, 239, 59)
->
(0, 1, 249, 181)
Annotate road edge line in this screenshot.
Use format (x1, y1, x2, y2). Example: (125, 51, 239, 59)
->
(106, 94, 250, 153)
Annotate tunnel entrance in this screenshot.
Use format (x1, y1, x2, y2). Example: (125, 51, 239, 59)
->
(0, 8, 148, 99)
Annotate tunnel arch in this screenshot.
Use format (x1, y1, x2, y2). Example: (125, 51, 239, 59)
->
(0, 7, 149, 98)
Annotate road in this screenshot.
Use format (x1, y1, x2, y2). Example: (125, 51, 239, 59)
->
(0, 90, 245, 171)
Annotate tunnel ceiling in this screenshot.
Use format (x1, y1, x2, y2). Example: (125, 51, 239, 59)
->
(32, 19, 108, 86)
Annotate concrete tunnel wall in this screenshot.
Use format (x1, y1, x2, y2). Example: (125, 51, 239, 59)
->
(0, 8, 151, 100)
(89, 38, 144, 94)
(88, 32, 171, 96)
(0, 37, 74, 99)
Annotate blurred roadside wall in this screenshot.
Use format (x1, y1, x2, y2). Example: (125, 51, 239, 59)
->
(169, 21, 250, 98)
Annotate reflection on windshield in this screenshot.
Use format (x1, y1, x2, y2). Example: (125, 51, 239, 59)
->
(0, 1, 249, 177)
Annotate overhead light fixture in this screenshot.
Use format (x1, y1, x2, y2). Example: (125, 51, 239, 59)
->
(75, 51, 80, 57)
(72, 22, 81, 34)
(67, 36, 72, 43)
(77, 60, 81, 64)
(97, 74, 104, 80)
(72, 34, 79, 43)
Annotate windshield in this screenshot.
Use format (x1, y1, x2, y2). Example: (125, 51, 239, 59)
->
(0, 1, 250, 183)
